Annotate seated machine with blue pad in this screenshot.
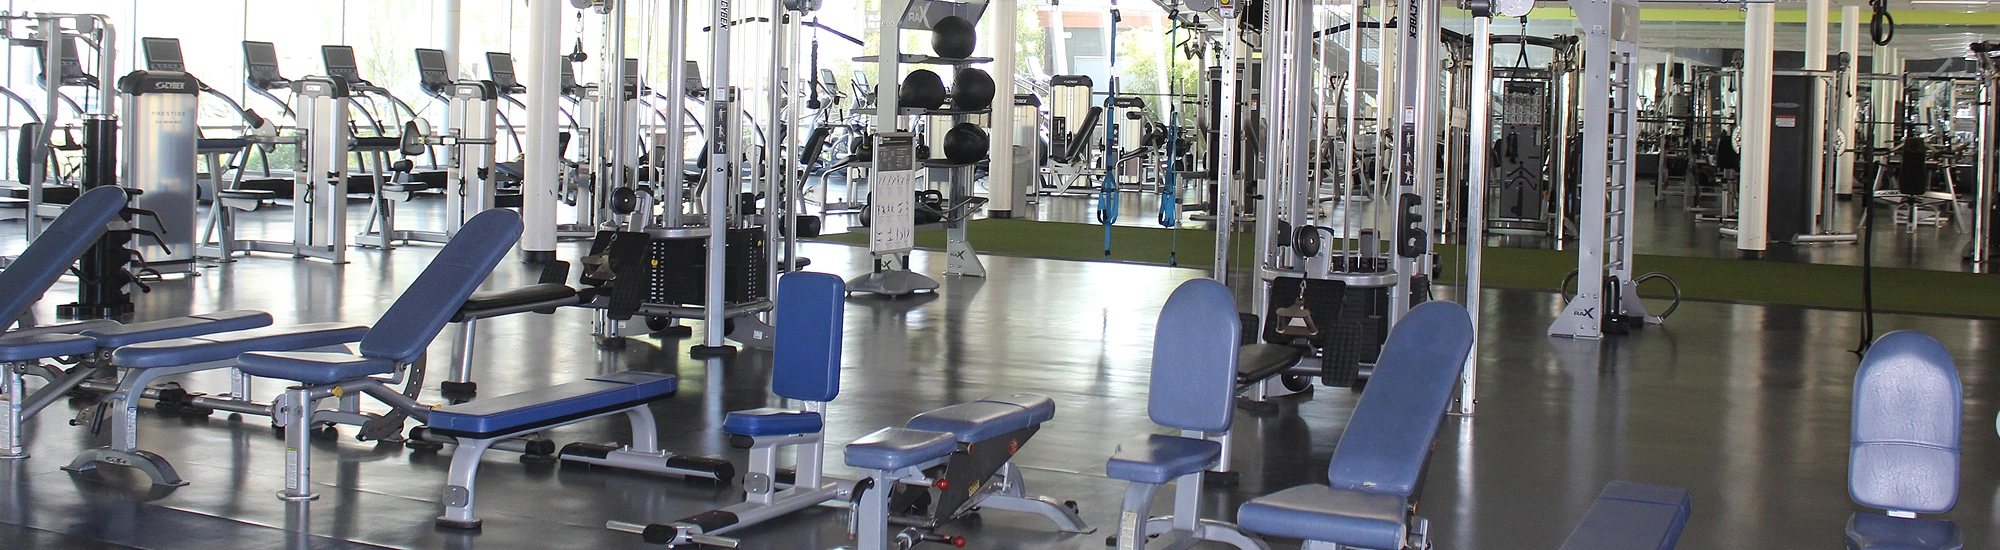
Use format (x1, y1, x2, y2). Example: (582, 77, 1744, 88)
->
(0, 187, 275, 463)
(1557, 481, 1692, 550)
(1106, 278, 1269, 550)
(845, 393, 1093, 548)
(1235, 300, 1474, 549)
(220, 210, 725, 513)
(608, 272, 850, 547)
(1844, 331, 1964, 550)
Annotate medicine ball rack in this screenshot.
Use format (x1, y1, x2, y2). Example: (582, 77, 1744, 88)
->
(848, 0, 993, 295)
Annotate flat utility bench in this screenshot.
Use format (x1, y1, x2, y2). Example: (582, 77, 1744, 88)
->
(1844, 331, 1965, 550)
(425, 370, 691, 529)
(1558, 482, 1692, 550)
(845, 393, 1093, 549)
(1236, 300, 1474, 550)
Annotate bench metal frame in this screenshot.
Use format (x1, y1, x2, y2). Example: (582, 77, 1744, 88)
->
(611, 400, 856, 546)
(413, 400, 666, 529)
(62, 343, 359, 486)
(849, 426, 1092, 548)
(1114, 428, 1270, 550)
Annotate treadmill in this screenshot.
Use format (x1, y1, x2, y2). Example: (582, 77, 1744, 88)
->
(322, 44, 442, 188)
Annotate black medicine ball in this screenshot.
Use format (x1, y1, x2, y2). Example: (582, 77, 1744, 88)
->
(950, 68, 996, 111)
(899, 69, 947, 110)
(931, 16, 977, 59)
(943, 122, 989, 164)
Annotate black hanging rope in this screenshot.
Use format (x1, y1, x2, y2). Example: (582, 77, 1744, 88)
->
(1869, 0, 1894, 46)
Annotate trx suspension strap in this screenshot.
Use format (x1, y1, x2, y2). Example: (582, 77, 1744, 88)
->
(1161, 14, 1182, 266)
(1098, 6, 1123, 258)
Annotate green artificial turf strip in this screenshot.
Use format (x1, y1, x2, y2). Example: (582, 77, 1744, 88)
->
(813, 219, 2000, 318)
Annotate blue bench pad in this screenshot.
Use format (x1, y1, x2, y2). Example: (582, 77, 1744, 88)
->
(1846, 513, 1963, 550)
(1105, 434, 1221, 485)
(237, 351, 398, 384)
(4, 320, 119, 339)
(845, 427, 958, 471)
(427, 371, 678, 439)
(724, 408, 823, 437)
(905, 393, 1055, 443)
(111, 323, 369, 368)
(0, 333, 99, 362)
(80, 310, 273, 348)
(1557, 482, 1691, 550)
(1237, 484, 1407, 549)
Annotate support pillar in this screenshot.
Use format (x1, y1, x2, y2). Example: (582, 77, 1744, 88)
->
(1805, 0, 1828, 215)
(990, 0, 1019, 216)
(522, 0, 560, 261)
(1736, 3, 1775, 257)
(1839, 5, 1860, 195)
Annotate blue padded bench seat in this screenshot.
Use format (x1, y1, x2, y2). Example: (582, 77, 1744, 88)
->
(846, 428, 959, 471)
(1559, 482, 1692, 550)
(1238, 484, 1409, 549)
(1105, 434, 1223, 485)
(1846, 512, 1963, 550)
(426, 371, 678, 439)
(0, 333, 99, 362)
(111, 323, 369, 369)
(78, 311, 273, 349)
(724, 408, 823, 437)
(236, 351, 398, 385)
(4, 319, 118, 339)
(905, 393, 1055, 443)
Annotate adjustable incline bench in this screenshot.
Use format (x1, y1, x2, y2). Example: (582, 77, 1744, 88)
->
(844, 394, 1093, 548)
(0, 187, 275, 462)
(210, 210, 723, 526)
(67, 210, 526, 485)
(1235, 300, 1474, 549)
(608, 271, 849, 547)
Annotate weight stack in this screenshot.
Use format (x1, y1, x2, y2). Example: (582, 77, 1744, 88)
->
(1323, 283, 1391, 387)
(648, 228, 768, 306)
(59, 117, 136, 319)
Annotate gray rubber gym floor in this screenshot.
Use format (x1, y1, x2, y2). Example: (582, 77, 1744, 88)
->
(0, 195, 1995, 549)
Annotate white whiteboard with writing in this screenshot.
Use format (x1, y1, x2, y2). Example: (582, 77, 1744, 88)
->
(870, 133, 919, 254)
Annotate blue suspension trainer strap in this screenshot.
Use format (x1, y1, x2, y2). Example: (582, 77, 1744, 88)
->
(1098, 7, 1123, 258)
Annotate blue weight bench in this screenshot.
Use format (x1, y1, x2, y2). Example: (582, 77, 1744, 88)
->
(224, 210, 726, 506)
(64, 210, 521, 485)
(425, 370, 686, 529)
(1107, 279, 1269, 550)
(1558, 482, 1692, 550)
(608, 271, 848, 546)
(1845, 331, 1964, 550)
(1236, 300, 1474, 550)
(845, 393, 1093, 548)
(0, 187, 278, 463)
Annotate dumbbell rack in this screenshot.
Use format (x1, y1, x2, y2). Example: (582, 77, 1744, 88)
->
(850, 0, 992, 295)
